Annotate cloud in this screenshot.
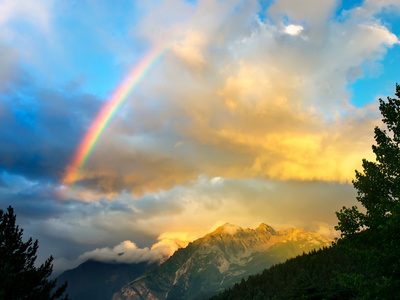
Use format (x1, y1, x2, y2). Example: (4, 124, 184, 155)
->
(5, 173, 357, 275)
(56, 177, 352, 268)
(78, 240, 172, 264)
(0, 77, 101, 181)
(0, 0, 52, 38)
(219, 223, 241, 235)
(63, 0, 398, 195)
(51, 229, 200, 274)
(0, 0, 56, 80)
(77, 229, 197, 265)
(0, 1, 396, 191)
(57, 176, 358, 244)
(284, 24, 304, 35)
(268, 0, 337, 29)
(2, 0, 394, 195)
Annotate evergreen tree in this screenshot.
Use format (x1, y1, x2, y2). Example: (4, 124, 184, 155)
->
(0, 206, 68, 300)
(336, 84, 400, 236)
(335, 83, 400, 298)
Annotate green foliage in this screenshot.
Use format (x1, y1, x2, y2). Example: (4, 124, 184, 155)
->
(333, 227, 400, 299)
(336, 84, 400, 236)
(335, 206, 364, 236)
(0, 206, 68, 300)
(333, 84, 400, 298)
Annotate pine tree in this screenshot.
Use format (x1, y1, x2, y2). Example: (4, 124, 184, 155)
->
(0, 206, 68, 300)
(336, 83, 400, 236)
(335, 83, 400, 298)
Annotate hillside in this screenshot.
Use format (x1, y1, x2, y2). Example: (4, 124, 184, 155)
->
(209, 245, 354, 299)
(210, 228, 400, 300)
(57, 260, 156, 300)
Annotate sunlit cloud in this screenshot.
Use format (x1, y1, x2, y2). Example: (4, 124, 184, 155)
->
(78, 237, 184, 265)
(66, 0, 397, 195)
(284, 24, 303, 35)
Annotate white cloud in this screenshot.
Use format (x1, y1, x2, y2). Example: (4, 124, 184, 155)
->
(77, 233, 192, 264)
(268, 0, 337, 30)
(0, 0, 52, 35)
(0, 0, 51, 88)
(284, 24, 304, 35)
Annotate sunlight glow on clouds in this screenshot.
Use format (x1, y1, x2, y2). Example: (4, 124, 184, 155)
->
(78, 237, 186, 265)
(70, 0, 397, 194)
(0, 0, 400, 272)
(284, 24, 303, 35)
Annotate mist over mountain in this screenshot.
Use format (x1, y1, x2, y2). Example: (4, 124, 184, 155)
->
(113, 223, 332, 300)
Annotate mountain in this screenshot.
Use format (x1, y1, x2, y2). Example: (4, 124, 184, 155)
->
(209, 245, 357, 300)
(210, 227, 400, 300)
(56, 260, 157, 300)
(112, 223, 332, 300)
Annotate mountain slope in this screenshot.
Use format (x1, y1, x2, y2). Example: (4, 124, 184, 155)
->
(209, 245, 357, 300)
(210, 227, 400, 300)
(57, 260, 156, 300)
(113, 223, 332, 300)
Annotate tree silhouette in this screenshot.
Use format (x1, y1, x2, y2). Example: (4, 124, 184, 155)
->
(0, 206, 68, 300)
(334, 83, 400, 298)
(336, 84, 400, 236)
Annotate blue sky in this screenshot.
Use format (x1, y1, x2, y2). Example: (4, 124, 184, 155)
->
(0, 0, 399, 274)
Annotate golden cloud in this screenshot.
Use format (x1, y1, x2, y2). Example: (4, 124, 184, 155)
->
(69, 0, 394, 196)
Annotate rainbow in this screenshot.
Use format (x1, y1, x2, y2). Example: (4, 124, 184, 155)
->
(63, 43, 168, 185)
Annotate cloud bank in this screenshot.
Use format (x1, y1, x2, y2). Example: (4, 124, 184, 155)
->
(78, 234, 189, 265)
(64, 0, 397, 196)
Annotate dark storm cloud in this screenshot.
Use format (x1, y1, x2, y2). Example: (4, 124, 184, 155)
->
(0, 169, 64, 220)
(0, 70, 103, 182)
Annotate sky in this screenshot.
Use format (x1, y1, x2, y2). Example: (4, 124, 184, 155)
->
(0, 0, 400, 275)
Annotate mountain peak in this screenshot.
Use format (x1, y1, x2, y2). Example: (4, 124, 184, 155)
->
(213, 223, 243, 236)
(211, 223, 277, 236)
(114, 223, 333, 300)
(256, 223, 276, 234)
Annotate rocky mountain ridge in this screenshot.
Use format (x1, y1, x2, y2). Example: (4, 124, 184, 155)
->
(113, 223, 332, 300)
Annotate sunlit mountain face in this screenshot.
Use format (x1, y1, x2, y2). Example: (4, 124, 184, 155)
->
(0, 0, 399, 277)
(113, 223, 332, 299)
(58, 223, 332, 300)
